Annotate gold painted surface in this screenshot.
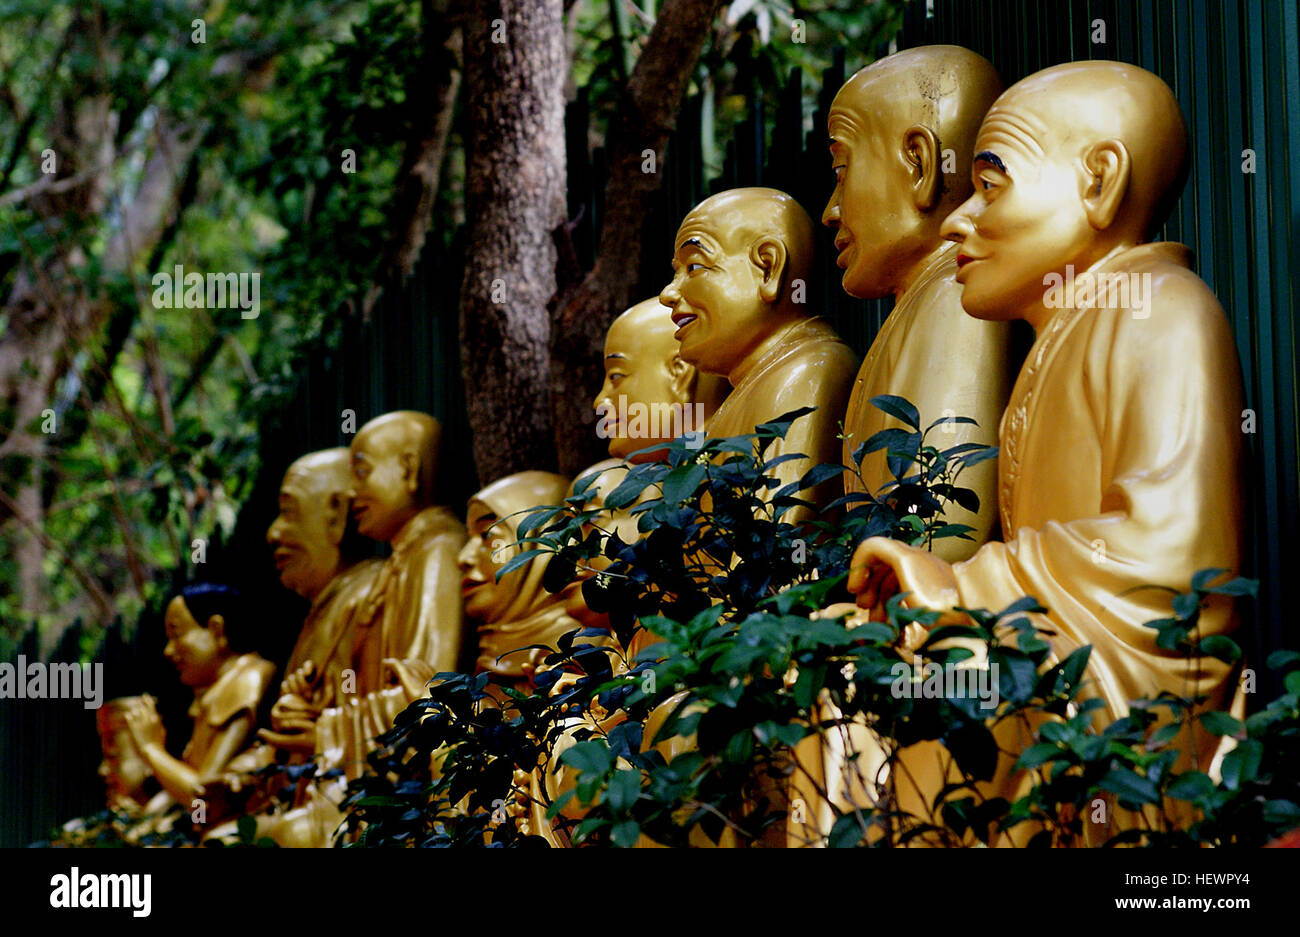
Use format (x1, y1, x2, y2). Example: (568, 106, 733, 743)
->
(594, 298, 728, 463)
(660, 187, 858, 513)
(846, 60, 1245, 842)
(96, 698, 153, 812)
(792, 46, 1014, 847)
(825, 47, 1009, 562)
(311, 413, 466, 778)
(459, 470, 580, 687)
(123, 593, 273, 813)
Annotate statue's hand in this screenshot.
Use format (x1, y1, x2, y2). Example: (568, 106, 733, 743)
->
(812, 602, 872, 627)
(258, 723, 317, 754)
(281, 661, 321, 706)
(847, 537, 963, 625)
(270, 692, 318, 732)
(124, 695, 165, 752)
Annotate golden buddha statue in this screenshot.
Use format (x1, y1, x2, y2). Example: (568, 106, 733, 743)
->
(97, 698, 157, 813)
(569, 297, 728, 635)
(659, 187, 858, 512)
(268, 449, 382, 711)
(459, 470, 581, 691)
(824, 45, 1011, 563)
(250, 413, 465, 845)
(847, 60, 1245, 841)
(208, 448, 382, 846)
(594, 297, 728, 464)
(123, 584, 274, 811)
(345, 411, 467, 679)
(238, 449, 383, 762)
(791, 45, 1014, 847)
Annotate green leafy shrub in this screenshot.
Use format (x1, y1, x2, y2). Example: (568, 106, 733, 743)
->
(341, 400, 1296, 848)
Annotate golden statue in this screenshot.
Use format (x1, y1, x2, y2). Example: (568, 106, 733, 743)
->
(251, 413, 465, 845)
(96, 698, 157, 813)
(847, 60, 1245, 841)
(123, 585, 274, 811)
(314, 414, 465, 757)
(824, 45, 1011, 563)
(659, 187, 858, 511)
(345, 411, 467, 678)
(267, 448, 382, 715)
(572, 297, 728, 636)
(594, 297, 728, 463)
(791, 44, 1013, 847)
(208, 448, 382, 846)
(459, 470, 581, 691)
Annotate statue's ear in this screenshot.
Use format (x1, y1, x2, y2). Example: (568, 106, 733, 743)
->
(400, 450, 420, 495)
(1081, 139, 1130, 231)
(325, 491, 348, 546)
(749, 236, 789, 304)
(668, 354, 694, 403)
(904, 124, 943, 213)
(205, 614, 227, 648)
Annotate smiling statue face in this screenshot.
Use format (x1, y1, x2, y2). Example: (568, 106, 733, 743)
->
(939, 61, 1188, 323)
(163, 595, 225, 688)
(658, 188, 812, 378)
(939, 107, 1096, 321)
(593, 298, 691, 460)
(348, 418, 422, 543)
(456, 501, 521, 622)
(266, 450, 351, 600)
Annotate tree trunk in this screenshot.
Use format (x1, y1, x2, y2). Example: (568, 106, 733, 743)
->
(548, 0, 724, 475)
(458, 0, 567, 482)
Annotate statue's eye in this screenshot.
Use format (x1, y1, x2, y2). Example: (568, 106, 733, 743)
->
(687, 263, 705, 273)
(610, 372, 626, 384)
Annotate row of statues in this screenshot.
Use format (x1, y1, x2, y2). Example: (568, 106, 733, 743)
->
(93, 46, 1244, 848)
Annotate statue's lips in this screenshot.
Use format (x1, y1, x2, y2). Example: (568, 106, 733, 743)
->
(671, 311, 698, 337)
(834, 235, 851, 268)
(460, 578, 487, 598)
(955, 253, 983, 282)
(273, 547, 295, 571)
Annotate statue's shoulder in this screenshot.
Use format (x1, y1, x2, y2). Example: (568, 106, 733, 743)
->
(793, 317, 859, 374)
(1115, 243, 1230, 344)
(911, 270, 1010, 344)
(332, 557, 382, 608)
(200, 653, 275, 727)
(416, 505, 468, 547)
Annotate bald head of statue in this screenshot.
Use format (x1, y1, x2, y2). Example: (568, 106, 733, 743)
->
(659, 187, 815, 379)
(593, 298, 729, 461)
(823, 45, 1003, 299)
(267, 448, 365, 600)
(940, 60, 1190, 323)
(348, 410, 442, 543)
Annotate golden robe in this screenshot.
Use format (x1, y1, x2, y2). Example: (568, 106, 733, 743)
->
(954, 241, 1245, 781)
(795, 242, 1245, 846)
(315, 505, 466, 782)
(841, 241, 1012, 562)
(220, 559, 381, 805)
(284, 557, 383, 697)
(705, 317, 858, 512)
(185, 653, 276, 772)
